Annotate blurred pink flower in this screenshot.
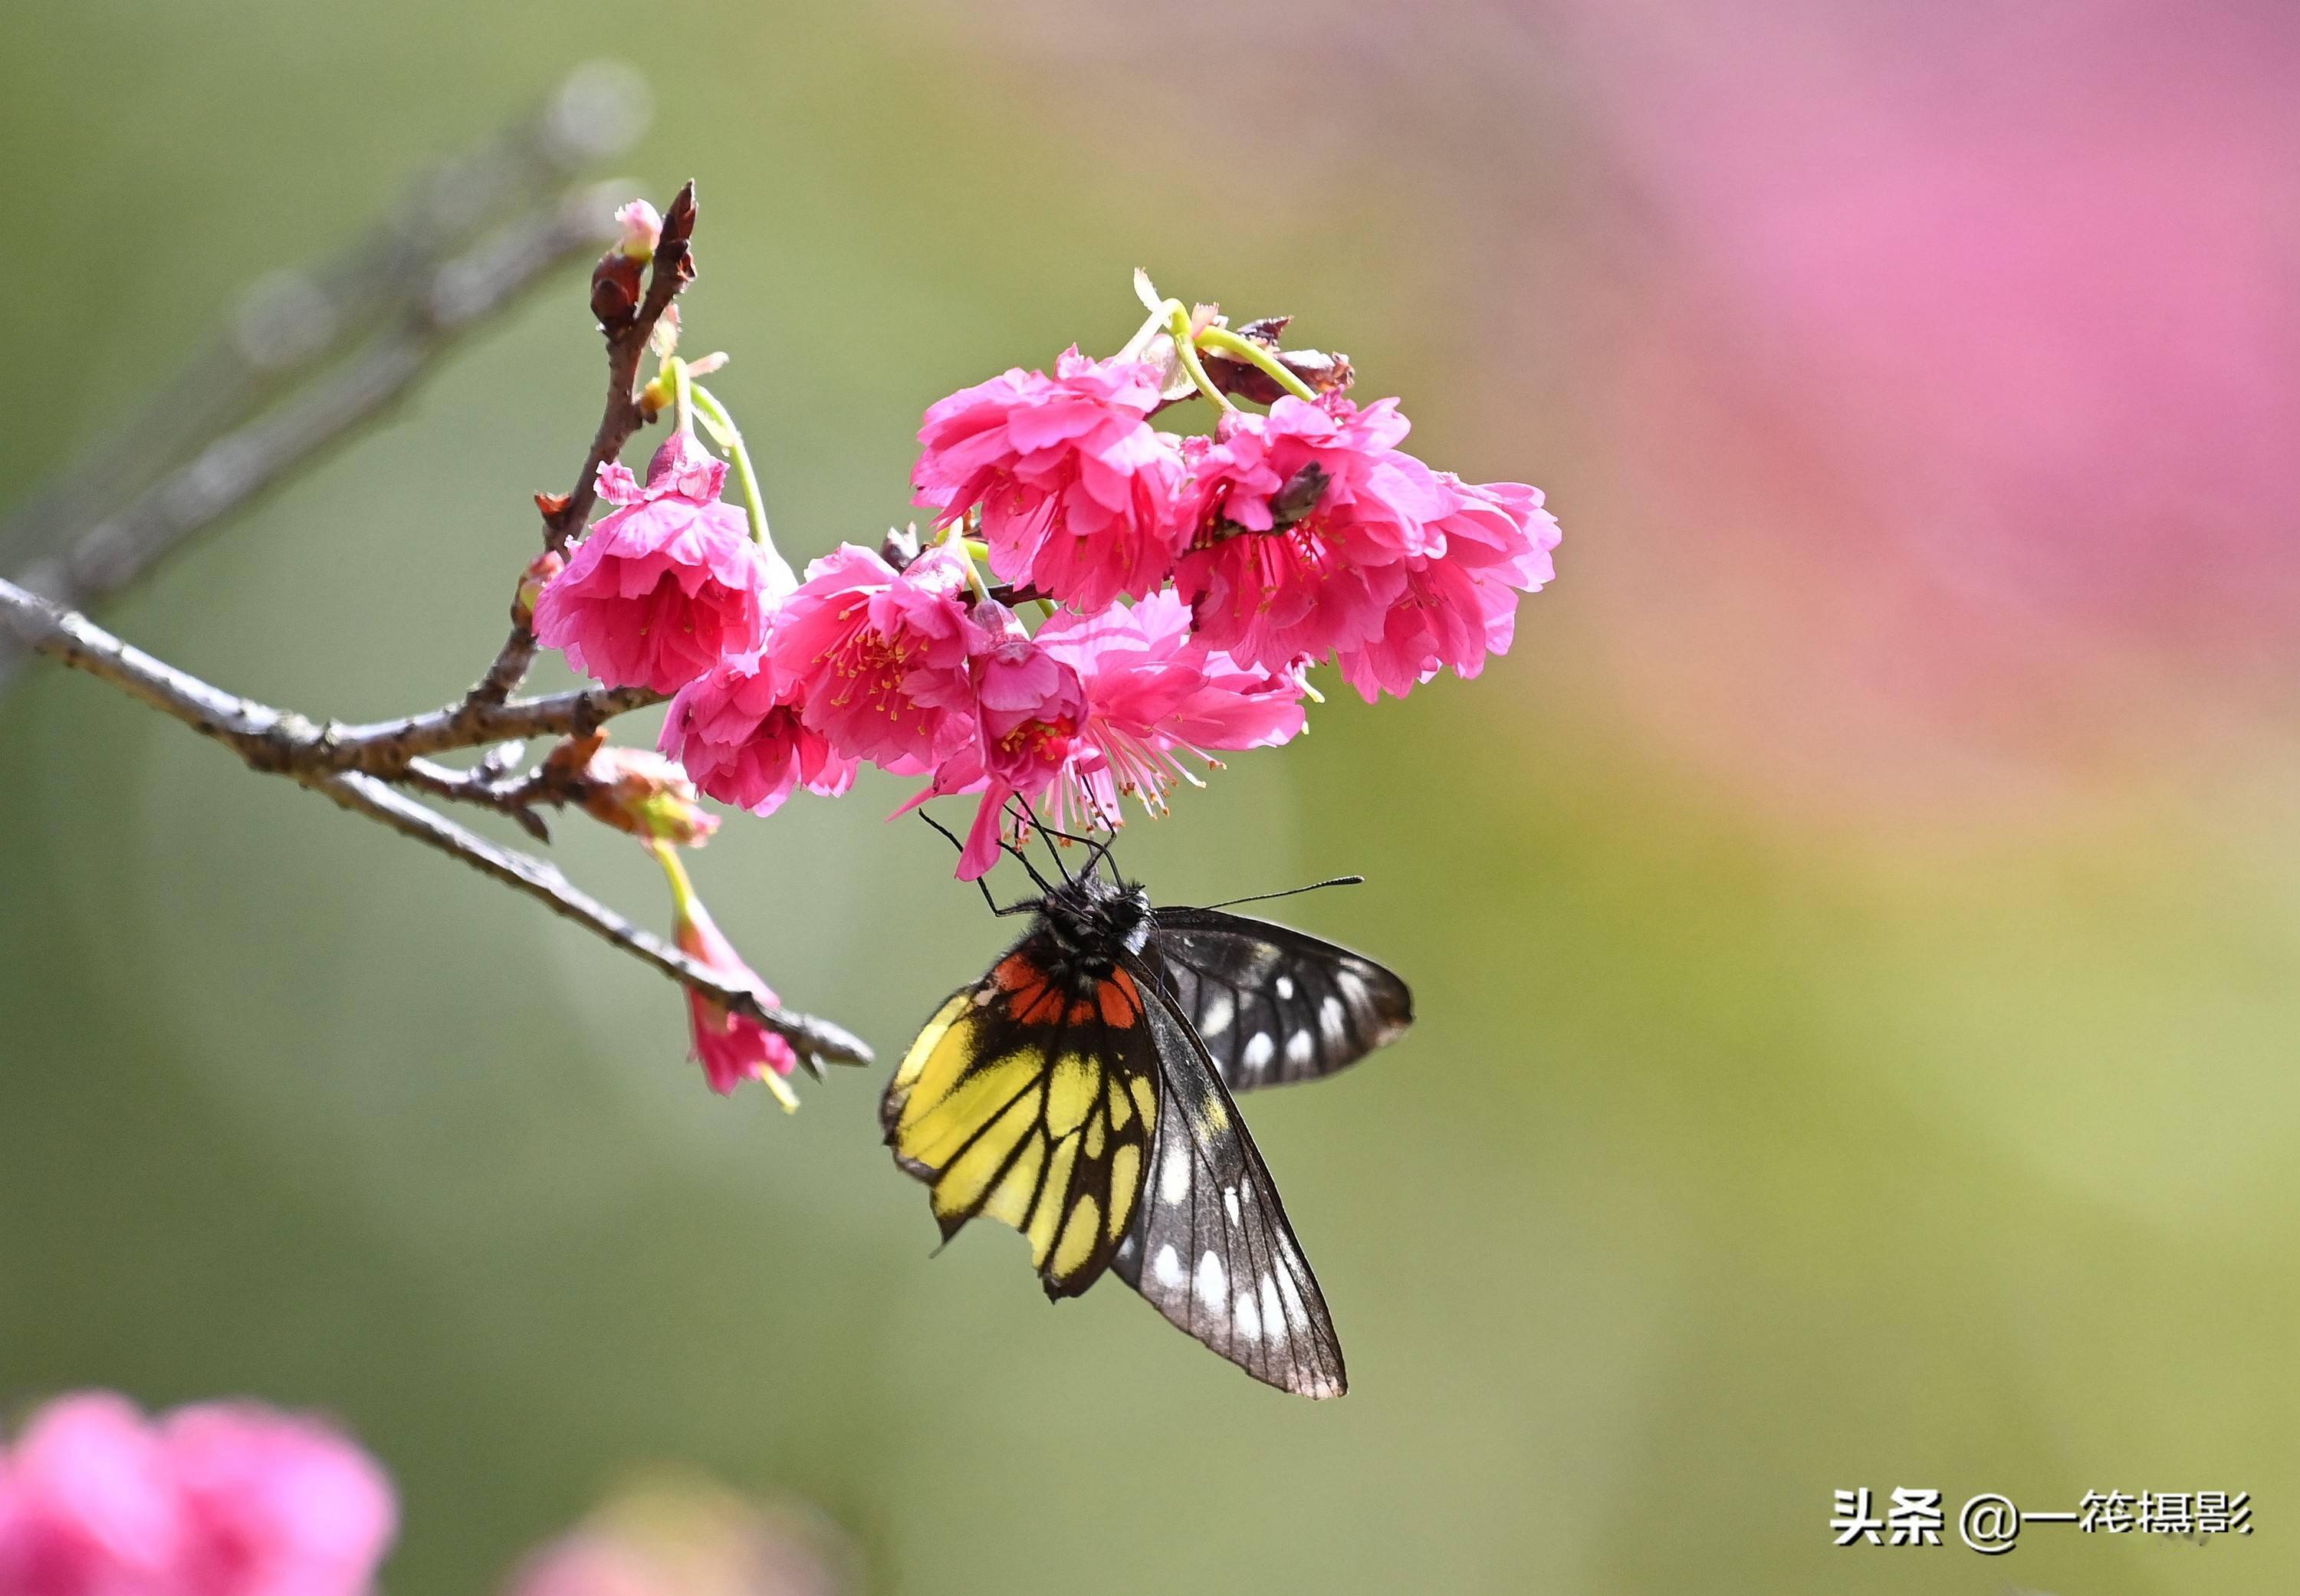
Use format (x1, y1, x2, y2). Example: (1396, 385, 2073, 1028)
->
(533, 433, 785, 695)
(1175, 396, 1449, 673)
(660, 653, 858, 818)
(912, 348, 1184, 610)
(767, 542, 979, 774)
(1335, 475, 1559, 701)
(504, 1534, 666, 1596)
(163, 1404, 396, 1596)
(0, 1393, 183, 1596)
(0, 1394, 394, 1596)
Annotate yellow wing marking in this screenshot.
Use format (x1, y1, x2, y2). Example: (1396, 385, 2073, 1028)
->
(889, 983, 1165, 1292)
(893, 993, 969, 1094)
(1051, 1194, 1101, 1278)
(1107, 1142, 1141, 1239)
(932, 1093, 1040, 1223)
(1027, 1134, 1080, 1266)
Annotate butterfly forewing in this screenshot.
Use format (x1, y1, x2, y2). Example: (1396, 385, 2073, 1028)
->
(1107, 953, 1348, 1399)
(1145, 906, 1414, 1093)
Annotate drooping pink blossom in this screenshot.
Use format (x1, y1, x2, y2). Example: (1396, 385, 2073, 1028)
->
(1174, 396, 1454, 673)
(659, 652, 858, 817)
(659, 847, 800, 1102)
(1035, 590, 1307, 826)
(0, 1394, 396, 1596)
(912, 348, 1185, 611)
(1336, 475, 1562, 701)
(904, 607, 1089, 880)
(163, 1404, 398, 1596)
(532, 432, 787, 695)
(767, 542, 980, 774)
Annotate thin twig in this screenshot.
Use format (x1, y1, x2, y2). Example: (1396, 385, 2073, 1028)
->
(0, 576, 872, 1070)
(0, 62, 651, 575)
(467, 181, 699, 708)
(324, 684, 665, 770)
(9, 189, 627, 629)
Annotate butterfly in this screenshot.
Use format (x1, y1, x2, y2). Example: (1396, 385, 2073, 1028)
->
(882, 831, 1414, 1397)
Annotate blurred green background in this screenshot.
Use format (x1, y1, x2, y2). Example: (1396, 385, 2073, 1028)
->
(4, 2, 2297, 1593)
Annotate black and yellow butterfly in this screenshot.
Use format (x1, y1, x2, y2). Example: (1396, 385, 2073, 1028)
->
(882, 846, 1413, 1398)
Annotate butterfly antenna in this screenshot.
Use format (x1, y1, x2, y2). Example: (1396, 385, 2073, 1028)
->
(1199, 875, 1366, 911)
(917, 810, 1038, 915)
(1017, 809, 1123, 885)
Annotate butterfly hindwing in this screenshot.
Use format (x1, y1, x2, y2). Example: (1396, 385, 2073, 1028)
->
(1145, 906, 1414, 1093)
(1109, 951, 1348, 1399)
(882, 951, 1157, 1299)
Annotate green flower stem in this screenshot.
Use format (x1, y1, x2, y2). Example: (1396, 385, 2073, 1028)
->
(688, 379, 776, 553)
(958, 534, 1055, 622)
(941, 523, 997, 606)
(670, 356, 695, 436)
(1165, 302, 1235, 414)
(651, 836, 699, 918)
(1195, 323, 1319, 402)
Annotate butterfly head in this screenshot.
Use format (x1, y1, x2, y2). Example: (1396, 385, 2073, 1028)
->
(1037, 871, 1152, 972)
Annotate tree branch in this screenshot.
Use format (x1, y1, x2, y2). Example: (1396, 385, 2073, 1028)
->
(467, 182, 699, 708)
(0, 576, 872, 1072)
(324, 684, 665, 770)
(9, 191, 629, 631)
(0, 62, 651, 579)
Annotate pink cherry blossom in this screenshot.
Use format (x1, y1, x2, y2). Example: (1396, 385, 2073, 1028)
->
(1174, 396, 1454, 673)
(1035, 590, 1306, 826)
(0, 1394, 396, 1596)
(163, 1404, 397, 1596)
(767, 542, 980, 774)
(659, 652, 858, 817)
(1336, 475, 1562, 701)
(912, 348, 1185, 611)
(532, 432, 787, 695)
(905, 608, 1089, 879)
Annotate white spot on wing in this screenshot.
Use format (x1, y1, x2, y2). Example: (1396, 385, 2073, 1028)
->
(1275, 974, 1296, 1000)
(1286, 1029, 1315, 1066)
(1159, 1141, 1191, 1204)
(1319, 993, 1346, 1043)
(1243, 1032, 1275, 1069)
(1274, 1259, 1309, 1327)
(1234, 1281, 1263, 1340)
(1194, 1251, 1227, 1313)
(1260, 1276, 1286, 1344)
(1152, 1243, 1185, 1289)
(1223, 1187, 1242, 1225)
(1200, 990, 1234, 1036)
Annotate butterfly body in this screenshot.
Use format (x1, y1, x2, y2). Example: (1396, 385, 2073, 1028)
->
(883, 865, 1412, 1398)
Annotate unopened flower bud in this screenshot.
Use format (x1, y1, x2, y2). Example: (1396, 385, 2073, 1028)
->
(614, 199, 664, 261)
(590, 249, 644, 327)
(512, 549, 566, 626)
(548, 735, 720, 846)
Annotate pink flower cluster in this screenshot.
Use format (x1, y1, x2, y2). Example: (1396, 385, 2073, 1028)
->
(0, 1393, 396, 1596)
(534, 337, 1555, 878)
